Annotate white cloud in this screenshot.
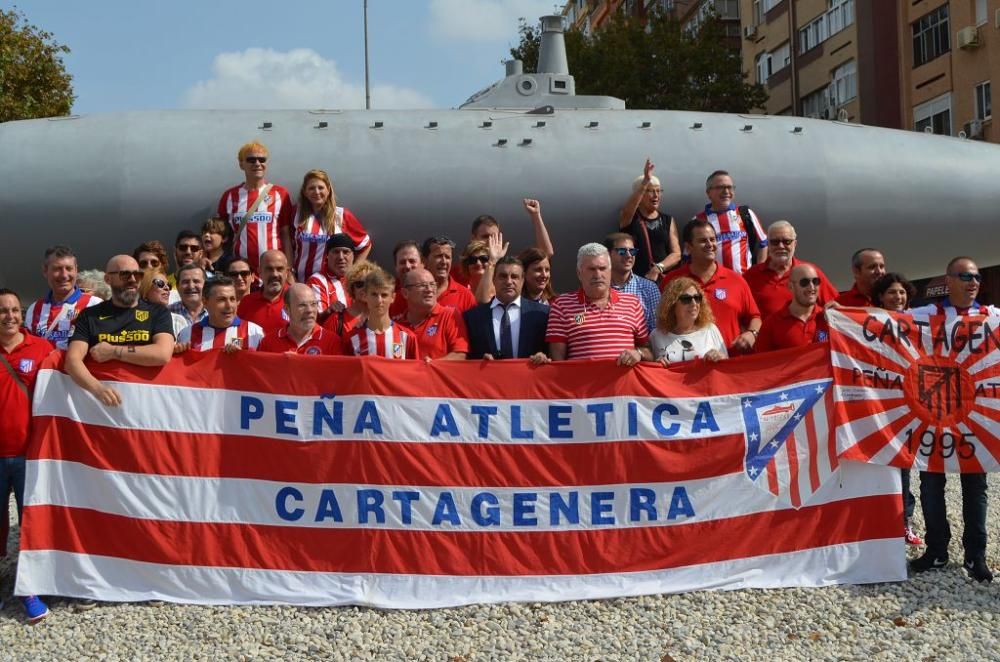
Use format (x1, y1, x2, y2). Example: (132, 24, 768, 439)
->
(429, 0, 558, 42)
(183, 48, 435, 110)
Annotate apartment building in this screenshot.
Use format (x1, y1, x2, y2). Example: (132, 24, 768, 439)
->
(562, 0, 738, 37)
(901, 0, 994, 141)
(740, 0, 902, 128)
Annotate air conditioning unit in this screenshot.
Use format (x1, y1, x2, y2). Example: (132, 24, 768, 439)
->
(743, 24, 758, 39)
(957, 26, 980, 49)
(964, 119, 984, 139)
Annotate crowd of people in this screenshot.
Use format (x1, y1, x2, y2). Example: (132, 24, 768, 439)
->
(1, 142, 995, 623)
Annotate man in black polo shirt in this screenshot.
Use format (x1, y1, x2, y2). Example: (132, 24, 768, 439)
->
(65, 255, 175, 407)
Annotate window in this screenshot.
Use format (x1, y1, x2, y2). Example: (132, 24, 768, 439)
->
(772, 41, 791, 72)
(755, 52, 771, 84)
(801, 87, 832, 118)
(827, 0, 854, 36)
(976, 81, 992, 120)
(914, 93, 952, 135)
(754, 42, 790, 84)
(799, 14, 829, 52)
(976, 0, 987, 26)
(831, 60, 857, 106)
(912, 6, 950, 68)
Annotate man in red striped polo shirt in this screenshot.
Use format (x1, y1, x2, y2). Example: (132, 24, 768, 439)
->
(539, 243, 651, 365)
(176, 277, 264, 353)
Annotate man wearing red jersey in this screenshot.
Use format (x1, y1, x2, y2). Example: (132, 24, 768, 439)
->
(343, 270, 419, 359)
(258, 284, 341, 355)
(0, 288, 56, 622)
(755, 264, 830, 352)
(397, 268, 468, 361)
(421, 236, 476, 314)
(307, 234, 354, 323)
(692, 170, 767, 275)
(237, 251, 290, 336)
(743, 221, 838, 319)
(835, 248, 886, 307)
(176, 277, 264, 353)
(388, 240, 423, 319)
(539, 243, 651, 364)
(216, 141, 294, 272)
(662, 220, 761, 351)
(24, 245, 102, 350)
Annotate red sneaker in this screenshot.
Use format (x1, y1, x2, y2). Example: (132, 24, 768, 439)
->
(904, 525, 924, 546)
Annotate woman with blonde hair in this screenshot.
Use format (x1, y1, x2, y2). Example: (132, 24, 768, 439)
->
(139, 269, 189, 339)
(652, 277, 727, 365)
(292, 169, 371, 281)
(324, 259, 379, 339)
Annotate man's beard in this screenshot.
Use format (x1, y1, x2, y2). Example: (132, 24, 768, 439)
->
(113, 285, 139, 307)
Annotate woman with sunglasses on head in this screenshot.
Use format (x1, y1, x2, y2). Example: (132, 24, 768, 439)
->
(652, 277, 727, 365)
(870, 272, 925, 549)
(139, 269, 190, 340)
(518, 246, 556, 305)
(292, 169, 372, 282)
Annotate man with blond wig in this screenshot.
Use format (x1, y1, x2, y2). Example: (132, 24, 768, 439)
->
(217, 141, 294, 272)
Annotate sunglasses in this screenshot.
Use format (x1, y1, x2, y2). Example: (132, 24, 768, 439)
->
(678, 294, 703, 304)
(245, 156, 267, 164)
(949, 271, 982, 283)
(770, 239, 795, 247)
(138, 258, 161, 268)
(227, 270, 252, 279)
(177, 244, 201, 253)
(152, 278, 169, 290)
(615, 247, 639, 257)
(113, 270, 144, 281)
(464, 255, 490, 265)
(798, 277, 822, 287)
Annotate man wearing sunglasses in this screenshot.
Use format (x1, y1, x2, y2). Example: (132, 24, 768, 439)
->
(217, 141, 294, 273)
(65, 255, 175, 407)
(605, 233, 661, 335)
(744, 221, 838, 320)
(909, 257, 997, 583)
(24, 245, 103, 350)
(166, 230, 204, 298)
(755, 264, 830, 352)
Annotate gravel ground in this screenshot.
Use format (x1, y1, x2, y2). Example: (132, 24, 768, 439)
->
(2, 474, 998, 661)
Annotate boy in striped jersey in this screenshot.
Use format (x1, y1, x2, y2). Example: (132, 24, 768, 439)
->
(343, 270, 419, 360)
(176, 277, 264, 353)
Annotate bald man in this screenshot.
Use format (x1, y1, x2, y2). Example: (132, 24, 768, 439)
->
(755, 263, 830, 353)
(237, 249, 291, 335)
(65, 254, 175, 406)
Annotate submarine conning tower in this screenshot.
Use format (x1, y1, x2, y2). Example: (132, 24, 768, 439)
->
(459, 15, 625, 111)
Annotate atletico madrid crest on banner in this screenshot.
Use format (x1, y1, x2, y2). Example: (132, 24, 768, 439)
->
(828, 308, 1000, 473)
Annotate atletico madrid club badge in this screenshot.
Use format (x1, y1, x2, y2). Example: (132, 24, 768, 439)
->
(715, 289, 727, 301)
(392, 343, 403, 358)
(426, 324, 439, 337)
(574, 313, 585, 325)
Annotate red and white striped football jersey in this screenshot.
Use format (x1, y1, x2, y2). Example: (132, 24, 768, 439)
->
(307, 272, 350, 311)
(693, 204, 766, 275)
(544, 289, 648, 360)
(217, 182, 293, 271)
(176, 318, 264, 352)
(24, 288, 102, 350)
(343, 322, 419, 360)
(291, 206, 371, 282)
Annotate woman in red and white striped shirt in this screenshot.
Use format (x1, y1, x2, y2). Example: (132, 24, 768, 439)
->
(292, 170, 372, 282)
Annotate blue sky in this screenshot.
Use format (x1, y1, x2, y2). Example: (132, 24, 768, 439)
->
(6, 0, 560, 113)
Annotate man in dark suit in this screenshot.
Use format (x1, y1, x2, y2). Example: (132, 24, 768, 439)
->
(464, 257, 548, 360)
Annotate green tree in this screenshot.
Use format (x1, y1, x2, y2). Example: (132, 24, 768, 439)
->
(0, 7, 74, 122)
(510, 11, 766, 113)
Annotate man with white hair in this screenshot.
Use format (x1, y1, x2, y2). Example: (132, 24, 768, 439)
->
(538, 243, 651, 364)
(618, 158, 680, 281)
(743, 221, 838, 320)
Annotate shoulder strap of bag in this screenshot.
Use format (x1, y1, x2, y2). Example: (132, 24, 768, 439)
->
(235, 184, 274, 244)
(0, 354, 29, 397)
(737, 205, 759, 263)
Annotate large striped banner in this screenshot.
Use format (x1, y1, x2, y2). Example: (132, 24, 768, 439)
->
(830, 308, 1000, 472)
(16, 344, 903, 607)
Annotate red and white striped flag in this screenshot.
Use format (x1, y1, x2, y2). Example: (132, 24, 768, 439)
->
(17, 345, 903, 607)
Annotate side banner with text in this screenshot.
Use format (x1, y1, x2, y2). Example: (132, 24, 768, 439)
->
(17, 345, 903, 608)
(830, 308, 1000, 472)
